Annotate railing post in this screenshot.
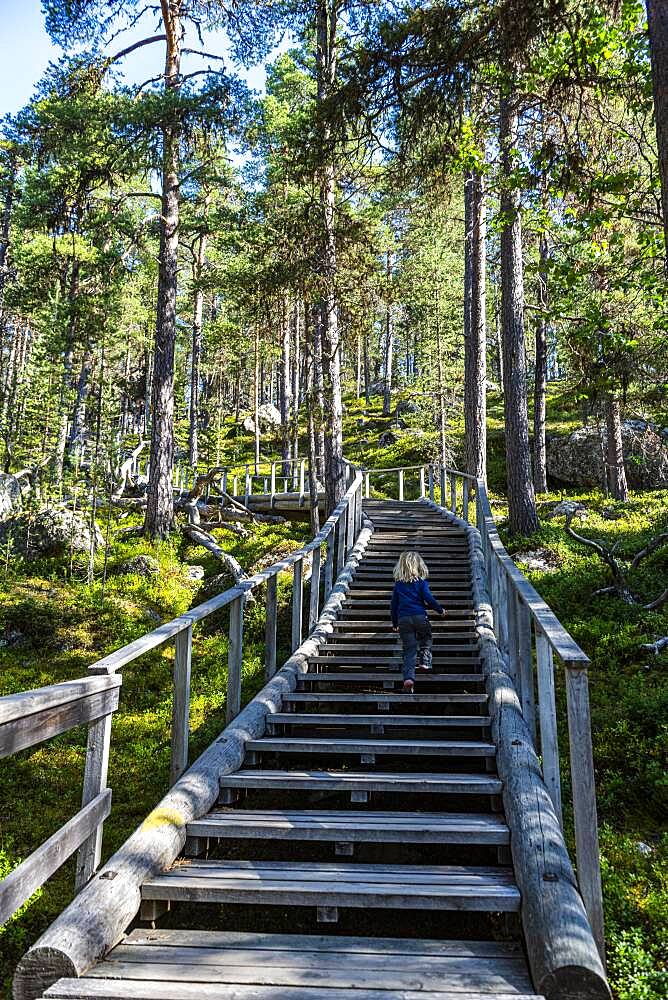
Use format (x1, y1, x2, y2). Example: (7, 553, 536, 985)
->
(505, 584, 520, 688)
(536, 630, 563, 825)
(365, 472, 370, 499)
(270, 462, 276, 501)
(462, 480, 470, 522)
(565, 663, 606, 961)
(264, 573, 278, 680)
(309, 543, 321, 632)
(345, 495, 355, 555)
(169, 625, 192, 787)
(516, 594, 536, 740)
(439, 467, 446, 506)
(292, 557, 303, 652)
(324, 535, 335, 600)
(299, 459, 306, 497)
(428, 465, 434, 501)
(244, 466, 251, 506)
(75, 674, 115, 888)
(355, 481, 363, 536)
(221, 469, 228, 496)
(226, 595, 244, 723)
(232, 475, 238, 496)
(419, 466, 425, 497)
(337, 507, 347, 574)
(449, 471, 457, 514)
(398, 469, 404, 501)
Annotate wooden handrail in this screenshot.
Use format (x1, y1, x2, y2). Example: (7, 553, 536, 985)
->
(2, 471, 365, 929)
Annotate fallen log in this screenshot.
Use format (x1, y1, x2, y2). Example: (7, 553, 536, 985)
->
(182, 525, 247, 581)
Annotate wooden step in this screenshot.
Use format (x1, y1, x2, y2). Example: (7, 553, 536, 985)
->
(188, 810, 509, 845)
(245, 737, 495, 757)
(344, 600, 475, 609)
(47, 929, 539, 999)
(140, 859, 520, 913)
(315, 644, 479, 655)
(332, 618, 477, 627)
(286, 693, 485, 707)
(219, 769, 502, 795)
(299, 672, 483, 684)
(307, 657, 481, 667)
(267, 713, 491, 729)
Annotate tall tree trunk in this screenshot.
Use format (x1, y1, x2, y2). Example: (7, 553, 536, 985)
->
(317, 0, 344, 511)
(188, 198, 209, 470)
(646, 0, 668, 273)
(0, 153, 16, 321)
(383, 250, 393, 416)
(604, 395, 629, 501)
(292, 297, 301, 460)
(434, 305, 448, 469)
(306, 321, 320, 536)
(499, 90, 539, 536)
(52, 261, 79, 486)
(144, 1, 182, 538)
(67, 342, 95, 465)
(463, 170, 487, 480)
(311, 303, 326, 481)
(254, 325, 261, 470)
(534, 234, 549, 494)
(280, 291, 292, 474)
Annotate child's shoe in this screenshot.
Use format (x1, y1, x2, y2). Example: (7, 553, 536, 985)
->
(403, 679, 414, 693)
(417, 650, 433, 672)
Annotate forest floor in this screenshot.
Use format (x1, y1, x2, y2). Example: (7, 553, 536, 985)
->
(1, 384, 667, 999)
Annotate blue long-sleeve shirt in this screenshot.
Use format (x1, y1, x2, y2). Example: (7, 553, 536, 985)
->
(391, 579, 444, 626)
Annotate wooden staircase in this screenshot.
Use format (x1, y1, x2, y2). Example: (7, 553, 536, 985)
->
(39, 500, 542, 1000)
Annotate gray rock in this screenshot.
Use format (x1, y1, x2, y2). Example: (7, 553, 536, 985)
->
(0, 508, 103, 558)
(242, 403, 283, 435)
(545, 500, 588, 520)
(0, 629, 26, 648)
(378, 430, 398, 448)
(201, 568, 240, 596)
(546, 422, 668, 489)
(396, 400, 418, 416)
(0, 473, 22, 521)
(636, 841, 653, 857)
(367, 381, 385, 396)
(513, 548, 559, 573)
(185, 564, 205, 581)
(119, 554, 160, 577)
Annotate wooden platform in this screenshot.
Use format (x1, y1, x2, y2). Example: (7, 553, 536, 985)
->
(42, 930, 541, 998)
(39, 499, 542, 1000)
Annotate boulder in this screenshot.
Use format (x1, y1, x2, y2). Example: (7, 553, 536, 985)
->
(546, 422, 668, 489)
(119, 554, 161, 577)
(396, 400, 419, 416)
(367, 381, 385, 396)
(0, 508, 103, 558)
(241, 403, 283, 436)
(513, 548, 560, 573)
(378, 430, 398, 448)
(544, 500, 588, 520)
(0, 473, 22, 520)
(184, 564, 205, 581)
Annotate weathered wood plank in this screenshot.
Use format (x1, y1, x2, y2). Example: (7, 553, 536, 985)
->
(219, 769, 502, 795)
(0, 791, 111, 925)
(264, 574, 278, 681)
(0, 687, 120, 759)
(170, 626, 192, 787)
(245, 736, 495, 756)
(0, 675, 121, 726)
(226, 596, 244, 724)
(45, 982, 542, 1000)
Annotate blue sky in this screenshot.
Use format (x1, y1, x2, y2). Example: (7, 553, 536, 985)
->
(0, 0, 274, 120)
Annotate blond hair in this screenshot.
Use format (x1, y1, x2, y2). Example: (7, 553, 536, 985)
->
(393, 551, 429, 582)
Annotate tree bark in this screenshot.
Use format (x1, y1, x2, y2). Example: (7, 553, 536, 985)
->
(434, 302, 448, 469)
(52, 261, 79, 486)
(188, 196, 210, 470)
(463, 170, 487, 480)
(253, 325, 261, 470)
(317, 0, 344, 512)
(280, 291, 292, 474)
(144, 1, 182, 539)
(533, 234, 549, 494)
(604, 395, 629, 502)
(67, 343, 95, 465)
(0, 152, 16, 318)
(292, 297, 301, 460)
(383, 249, 393, 416)
(311, 303, 326, 481)
(499, 90, 539, 536)
(646, 0, 668, 274)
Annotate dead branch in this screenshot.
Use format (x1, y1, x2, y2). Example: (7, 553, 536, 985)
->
(112, 441, 147, 500)
(641, 636, 668, 654)
(645, 589, 668, 612)
(631, 532, 668, 569)
(564, 513, 635, 602)
(182, 525, 247, 582)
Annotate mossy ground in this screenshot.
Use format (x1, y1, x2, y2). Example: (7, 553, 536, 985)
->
(1, 384, 667, 998)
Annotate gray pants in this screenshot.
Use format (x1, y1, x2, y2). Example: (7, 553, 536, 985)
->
(398, 614, 432, 682)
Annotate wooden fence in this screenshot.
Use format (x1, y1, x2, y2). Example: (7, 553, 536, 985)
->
(0, 469, 364, 926)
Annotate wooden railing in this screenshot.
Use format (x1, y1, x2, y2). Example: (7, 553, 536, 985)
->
(344, 457, 605, 958)
(0, 470, 365, 925)
(0, 674, 121, 923)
